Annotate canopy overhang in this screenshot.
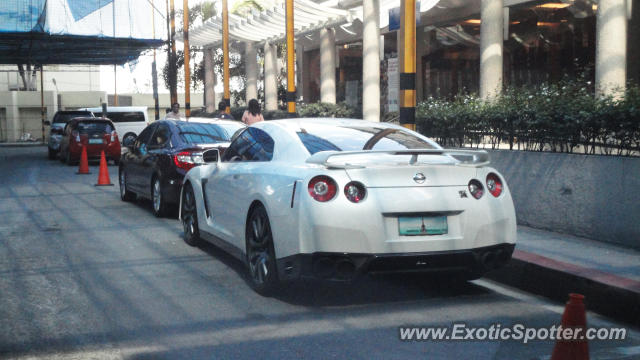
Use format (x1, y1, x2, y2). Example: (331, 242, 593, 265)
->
(183, 0, 352, 48)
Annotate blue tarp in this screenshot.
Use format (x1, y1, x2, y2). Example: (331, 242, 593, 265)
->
(0, 0, 46, 33)
(0, 0, 164, 65)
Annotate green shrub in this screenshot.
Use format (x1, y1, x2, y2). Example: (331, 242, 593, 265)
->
(416, 81, 640, 155)
(297, 102, 361, 119)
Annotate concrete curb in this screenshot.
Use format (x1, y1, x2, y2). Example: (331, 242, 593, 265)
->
(0, 142, 45, 147)
(487, 250, 640, 327)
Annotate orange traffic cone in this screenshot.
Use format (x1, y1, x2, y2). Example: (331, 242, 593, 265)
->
(76, 145, 90, 174)
(551, 293, 589, 360)
(95, 150, 114, 186)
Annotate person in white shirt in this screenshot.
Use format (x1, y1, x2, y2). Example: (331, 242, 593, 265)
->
(165, 102, 184, 119)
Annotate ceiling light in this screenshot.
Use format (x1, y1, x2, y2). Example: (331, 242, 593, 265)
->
(536, 3, 571, 9)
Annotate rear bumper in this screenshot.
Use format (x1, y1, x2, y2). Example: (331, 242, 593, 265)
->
(276, 243, 515, 282)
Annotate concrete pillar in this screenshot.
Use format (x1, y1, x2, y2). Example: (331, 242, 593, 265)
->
(595, 0, 627, 99)
(363, 0, 380, 121)
(264, 42, 278, 111)
(416, 27, 425, 102)
(7, 91, 20, 142)
(246, 42, 258, 103)
(479, 0, 503, 101)
(320, 28, 337, 104)
(204, 48, 216, 112)
(296, 43, 305, 102)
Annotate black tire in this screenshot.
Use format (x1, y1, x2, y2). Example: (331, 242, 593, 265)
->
(181, 183, 201, 247)
(48, 148, 57, 160)
(245, 205, 279, 296)
(119, 167, 136, 202)
(65, 150, 74, 166)
(151, 176, 169, 217)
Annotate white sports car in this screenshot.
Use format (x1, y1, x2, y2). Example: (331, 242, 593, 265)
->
(179, 118, 516, 294)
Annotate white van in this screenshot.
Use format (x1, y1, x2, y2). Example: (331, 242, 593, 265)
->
(80, 106, 149, 143)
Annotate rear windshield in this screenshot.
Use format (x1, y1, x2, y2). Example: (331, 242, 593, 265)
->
(53, 112, 93, 124)
(297, 125, 438, 154)
(177, 122, 243, 144)
(75, 121, 113, 134)
(94, 112, 145, 123)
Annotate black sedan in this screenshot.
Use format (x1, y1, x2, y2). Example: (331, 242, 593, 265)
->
(119, 119, 245, 217)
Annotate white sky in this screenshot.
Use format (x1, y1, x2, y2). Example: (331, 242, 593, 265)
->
(100, 0, 244, 95)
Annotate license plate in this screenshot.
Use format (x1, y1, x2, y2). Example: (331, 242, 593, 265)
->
(88, 139, 103, 144)
(398, 216, 448, 236)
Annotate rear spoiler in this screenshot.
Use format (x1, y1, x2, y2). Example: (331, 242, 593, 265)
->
(305, 149, 490, 168)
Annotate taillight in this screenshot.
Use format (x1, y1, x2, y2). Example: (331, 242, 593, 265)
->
(344, 181, 366, 203)
(173, 151, 204, 171)
(486, 173, 503, 197)
(72, 131, 80, 143)
(468, 179, 484, 199)
(308, 175, 337, 202)
(110, 130, 117, 142)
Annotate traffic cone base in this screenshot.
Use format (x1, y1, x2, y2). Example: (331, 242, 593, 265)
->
(77, 145, 91, 175)
(95, 150, 114, 186)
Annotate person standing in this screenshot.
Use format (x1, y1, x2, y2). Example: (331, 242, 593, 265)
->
(165, 102, 184, 119)
(242, 99, 264, 126)
(215, 101, 235, 120)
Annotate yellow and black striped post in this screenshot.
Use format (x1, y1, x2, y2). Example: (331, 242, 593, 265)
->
(399, 0, 416, 131)
(222, 0, 231, 113)
(285, 0, 296, 115)
(183, 0, 191, 118)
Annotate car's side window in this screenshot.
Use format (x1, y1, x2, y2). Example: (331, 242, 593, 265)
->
(221, 128, 274, 162)
(148, 125, 171, 148)
(135, 125, 156, 152)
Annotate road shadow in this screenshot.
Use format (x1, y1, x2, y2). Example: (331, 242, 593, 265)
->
(195, 239, 490, 308)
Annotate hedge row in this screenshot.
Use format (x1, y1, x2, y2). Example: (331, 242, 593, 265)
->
(416, 82, 640, 156)
(191, 81, 640, 156)
(192, 102, 361, 121)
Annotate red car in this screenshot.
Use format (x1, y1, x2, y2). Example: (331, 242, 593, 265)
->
(59, 117, 121, 165)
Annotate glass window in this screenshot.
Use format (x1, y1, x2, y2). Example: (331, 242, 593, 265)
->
(177, 122, 237, 144)
(222, 128, 274, 162)
(297, 132, 341, 154)
(94, 111, 146, 123)
(135, 124, 156, 149)
(53, 111, 93, 124)
(75, 121, 113, 134)
(297, 125, 438, 153)
(148, 125, 171, 148)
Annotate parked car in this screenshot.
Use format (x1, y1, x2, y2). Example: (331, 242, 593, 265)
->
(80, 106, 149, 145)
(58, 117, 121, 165)
(179, 119, 517, 295)
(46, 110, 94, 159)
(118, 119, 246, 217)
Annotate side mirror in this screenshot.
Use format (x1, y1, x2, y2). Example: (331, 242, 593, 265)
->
(203, 148, 220, 163)
(122, 134, 137, 148)
(44, 120, 51, 126)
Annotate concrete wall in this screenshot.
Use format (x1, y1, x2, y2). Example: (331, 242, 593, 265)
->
(488, 150, 640, 249)
(59, 91, 108, 110)
(0, 91, 57, 142)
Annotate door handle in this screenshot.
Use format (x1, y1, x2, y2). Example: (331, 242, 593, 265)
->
(233, 175, 240, 180)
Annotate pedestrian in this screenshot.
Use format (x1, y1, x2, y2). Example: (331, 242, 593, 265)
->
(215, 101, 235, 120)
(165, 102, 183, 119)
(242, 99, 264, 126)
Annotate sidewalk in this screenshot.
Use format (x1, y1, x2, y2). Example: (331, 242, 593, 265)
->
(488, 226, 640, 327)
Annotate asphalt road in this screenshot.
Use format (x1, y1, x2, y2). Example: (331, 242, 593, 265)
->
(0, 146, 638, 360)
